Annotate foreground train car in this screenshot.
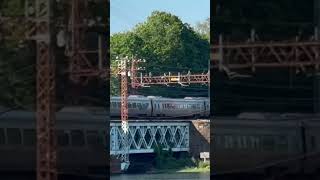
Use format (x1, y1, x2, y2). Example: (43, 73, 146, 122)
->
(110, 95, 210, 118)
(212, 113, 320, 175)
(0, 107, 108, 176)
(2, 108, 319, 176)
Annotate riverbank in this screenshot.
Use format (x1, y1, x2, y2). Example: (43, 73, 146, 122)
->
(149, 146, 210, 174)
(146, 162, 210, 174)
(110, 172, 210, 180)
(177, 166, 210, 173)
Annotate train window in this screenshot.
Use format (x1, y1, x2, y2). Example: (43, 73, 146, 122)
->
(0, 129, 5, 145)
(137, 103, 142, 110)
(237, 136, 247, 149)
(7, 128, 21, 145)
(132, 103, 136, 108)
(102, 130, 107, 146)
(214, 135, 221, 150)
(111, 102, 116, 108)
(224, 135, 234, 149)
(23, 129, 36, 146)
(262, 136, 275, 151)
(71, 130, 85, 147)
(87, 130, 102, 146)
(311, 136, 316, 150)
(143, 103, 149, 109)
(128, 102, 132, 108)
(249, 136, 260, 150)
(277, 135, 288, 151)
(57, 130, 69, 147)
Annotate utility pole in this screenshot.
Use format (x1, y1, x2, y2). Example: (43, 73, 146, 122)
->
(115, 55, 209, 170)
(25, 0, 57, 179)
(315, 0, 320, 35)
(1, 1, 107, 179)
(116, 56, 130, 170)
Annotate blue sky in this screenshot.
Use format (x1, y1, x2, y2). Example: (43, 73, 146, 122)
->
(110, 0, 210, 34)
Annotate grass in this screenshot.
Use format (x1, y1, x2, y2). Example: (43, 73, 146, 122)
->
(151, 146, 210, 174)
(149, 160, 210, 174)
(178, 161, 210, 173)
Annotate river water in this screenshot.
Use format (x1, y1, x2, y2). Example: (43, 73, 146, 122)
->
(110, 172, 210, 180)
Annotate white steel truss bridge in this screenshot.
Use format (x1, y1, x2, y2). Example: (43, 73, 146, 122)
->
(110, 121, 190, 155)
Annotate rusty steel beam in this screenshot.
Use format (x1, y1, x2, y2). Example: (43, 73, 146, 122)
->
(25, 0, 57, 179)
(131, 72, 210, 88)
(116, 56, 130, 167)
(212, 41, 320, 72)
(129, 58, 210, 87)
(67, 0, 107, 84)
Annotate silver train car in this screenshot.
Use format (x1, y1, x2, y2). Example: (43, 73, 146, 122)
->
(110, 95, 210, 118)
(213, 113, 320, 176)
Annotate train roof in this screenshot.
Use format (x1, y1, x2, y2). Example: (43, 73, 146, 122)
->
(110, 96, 209, 102)
(0, 106, 107, 122)
(236, 112, 320, 121)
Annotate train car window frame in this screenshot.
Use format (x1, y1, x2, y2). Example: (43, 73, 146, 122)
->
(0, 128, 5, 145)
(71, 130, 85, 147)
(86, 130, 103, 146)
(262, 135, 275, 151)
(137, 103, 142, 110)
(237, 136, 248, 149)
(102, 130, 107, 146)
(144, 103, 149, 109)
(276, 135, 288, 151)
(23, 129, 36, 146)
(310, 136, 317, 150)
(213, 134, 222, 150)
(7, 128, 22, 145)
(224, 135, 234, 149)
(249, 136, 260, 150)
(57, 130, 70, 147)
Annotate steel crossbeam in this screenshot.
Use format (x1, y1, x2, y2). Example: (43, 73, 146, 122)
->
(110, 122, 190, 154)
(131, 72, 210, 88)
(212, 40, 320, 72)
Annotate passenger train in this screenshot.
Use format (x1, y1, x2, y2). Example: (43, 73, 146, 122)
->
(213, 113, 320, 176)
(110, 95, 210, 118)
(0, 107, 108, 176)
(1, 107, 320, 177)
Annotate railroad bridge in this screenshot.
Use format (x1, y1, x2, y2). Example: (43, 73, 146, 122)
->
(110, 120, 210, 157)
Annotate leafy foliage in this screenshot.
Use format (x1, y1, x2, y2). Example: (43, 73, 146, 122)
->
(153, 145, 195, 170)
(110, 11, 209, 96)
(0, 1, 107, 108)
(214, 0, 313, 40)
(0, 42, 36, 108)
(194, 18, 210, 41)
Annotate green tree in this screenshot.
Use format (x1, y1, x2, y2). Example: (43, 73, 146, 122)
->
(194, 18, 210, 41)
(110, 11, 209, 96)
(0, 1, 107, 108)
